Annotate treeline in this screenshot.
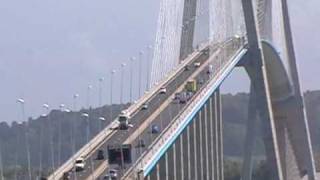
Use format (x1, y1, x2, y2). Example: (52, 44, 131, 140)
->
(0, 90, 319, 179)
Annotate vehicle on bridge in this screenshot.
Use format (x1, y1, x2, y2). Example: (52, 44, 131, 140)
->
(107, 144, 133, 166)
(151, 124, 160, 134)
(74, 157, 85, 172)
(141, 102, 149, 110)
(184, 64, 191, 71)
(159, 87, 167, 94)
(96, 149, 105, 160)
(118, 114, 133, 130)
(194, 62, 201, 67)
(186, 79, 197, 92)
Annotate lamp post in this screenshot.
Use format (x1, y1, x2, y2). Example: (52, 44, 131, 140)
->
(72, 94, 79, 155)
(98, 77, 105, 131)
(98, 77, 104, 107)
(43, 103, 55, 172)
(110, 70, 116, 121)
(146, 45, 153, 91)
(138, 51, 144, 98)
(81, 113, 90, 143)
(87, 85, 93, 109)
(16, 98, 31, 180)
(81, 113, 94, 180)
(120, 63, 126, 105)
(57, 104, 66, 167)
(130, 57, 136, 103)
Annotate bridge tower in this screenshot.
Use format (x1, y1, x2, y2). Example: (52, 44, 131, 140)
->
(241, 0, 316, 180)
(129, 0, 317, 179)
(179, 0, 198, 61)
(49, 0, 317, 179)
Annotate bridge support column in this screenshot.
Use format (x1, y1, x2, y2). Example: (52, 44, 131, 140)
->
(174, 136, 182, 180)
(209, 94, 215, 180)
(241, 85, 258, 180)
(204, 103, 210, 180)
(216, 89, 224, 180)
(241, 0, 284, 179)
(183, 126, 190, 179)
(199, 108, 204, 180)
(165, 153, 169, 180)
(190, 118, 197, 180)
(159, 147, 167, 180)
(165, 144, 175, 179)
(281, 0, 316, 178)
(180, 133, 185, 180)
(210, 94, 218, 180)
(195, 112, 202, 180)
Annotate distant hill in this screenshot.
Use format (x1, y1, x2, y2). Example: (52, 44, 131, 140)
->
(0, 90, 320, 178)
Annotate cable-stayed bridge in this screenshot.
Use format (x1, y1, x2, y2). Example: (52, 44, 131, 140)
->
(5, 0, 318, 180)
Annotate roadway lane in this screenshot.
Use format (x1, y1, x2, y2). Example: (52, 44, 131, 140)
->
(118, 40, 243, 179)
(65, 48, 211, 180)
(79, 40, 240, 180)
(94, 48, 220, 179)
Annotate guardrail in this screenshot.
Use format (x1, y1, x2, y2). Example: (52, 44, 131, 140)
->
(122, 44, 247, 179)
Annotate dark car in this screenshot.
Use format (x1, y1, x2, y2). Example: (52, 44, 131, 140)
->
(185, 65, 191, 71)
(96, 149, 105, 160)
(151, 125, 160, 134)
(62, 171, 71, 180)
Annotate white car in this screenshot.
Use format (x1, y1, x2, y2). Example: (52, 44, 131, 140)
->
(159, 87, 167, 94)
(194, 62, 201, 67)
(75, 157, 85, 172)
(141, 103, 149, 110)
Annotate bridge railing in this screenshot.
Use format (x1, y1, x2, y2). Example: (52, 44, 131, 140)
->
(122, 40, 247, 179)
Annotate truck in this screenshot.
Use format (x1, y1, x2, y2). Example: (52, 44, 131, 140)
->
(186, 80, 197, 92)
(118, 114, 131, 130)
(107, 144, 133, 166)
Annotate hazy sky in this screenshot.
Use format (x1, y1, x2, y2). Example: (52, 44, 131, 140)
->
(0, 0, 319, 122)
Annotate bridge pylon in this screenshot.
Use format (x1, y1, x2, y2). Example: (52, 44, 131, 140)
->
(240, 0, 317, 180)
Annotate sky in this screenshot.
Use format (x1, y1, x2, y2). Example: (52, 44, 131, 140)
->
(0, 0, 319, 123)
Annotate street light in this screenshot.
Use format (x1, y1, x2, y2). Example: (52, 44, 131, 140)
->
(87, 85, 93, 109)
(16, 98, 31, 180)
(120, 63, 126, 104)
(146, 45, 153, 91)
(98, 77, 104, 107)
(71, 93, 79, 161)
(73, 94, 79, 110)
(42, 103, 55, 172)
(81, 113, 94, 179)
(57, 104, 66, 167)
(81, 113, 89, 118)
(130, 57, 136, 103)
(110, 70, 116, 121)
(99, 117, 106, 121)
(139, 51, 144, 98)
